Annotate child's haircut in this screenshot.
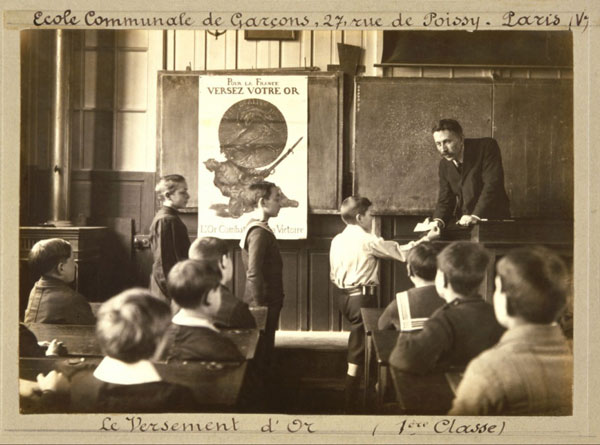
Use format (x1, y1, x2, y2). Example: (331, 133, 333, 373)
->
(96, 288, 171, 363)
(28, 238, 72, 277)
(407, 242, 440, 281)
(189, 237, 229, 264)
(437, 241, 490, 297)
(340, 196, 372, 225)
(248, 181, 277, 207)
(166, 259, 221, 309)
(496, 246, 569, 324)
(155, 174, 186, 200)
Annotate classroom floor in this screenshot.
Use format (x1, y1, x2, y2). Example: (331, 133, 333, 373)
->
(270, 331, 351, 415)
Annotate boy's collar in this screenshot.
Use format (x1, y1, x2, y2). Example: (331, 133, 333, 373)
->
(93, 356, 162, 385)
(172, 309, 219, 332)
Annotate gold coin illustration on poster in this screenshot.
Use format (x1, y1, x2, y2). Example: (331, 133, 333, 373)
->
(198, 75, 308, 239)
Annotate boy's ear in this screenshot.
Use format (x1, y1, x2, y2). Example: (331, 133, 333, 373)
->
(406, 264, 413, 278)
(442, 273, 449, 289)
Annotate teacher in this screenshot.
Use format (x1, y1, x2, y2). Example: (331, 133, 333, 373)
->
(426, 119, 510, 229)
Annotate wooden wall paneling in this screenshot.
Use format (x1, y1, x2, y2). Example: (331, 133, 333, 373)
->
(493, 79, 573, 218)
(237, 33, 256, 69)
(165, 30, 176, 70)
(256, 40, 280, 69)
(364, 31, 382, 77)
(193, 30, 207, 70)
(308, 250, 332, 330)
(70, 170, 155, 234)
(313, 31, 332, 71)
(206, 31, 228, 70)
(174, 30, 196, 70)
(224, 31, 238, 70)
(343, 30, 364, 50)
(353, 78, 493, 214)
(279, 250, 301, 330)
(116, 50, 149, 111)
(281, 37, 301, 68)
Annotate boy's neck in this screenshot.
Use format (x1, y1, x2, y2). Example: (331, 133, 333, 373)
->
(410, 277, 434, 288)
(42, 272, 68, 283)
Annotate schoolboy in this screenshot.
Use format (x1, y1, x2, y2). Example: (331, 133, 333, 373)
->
(29, 289, 198, 413)
(389, 241, 504, 374)
(449, 246, 573, 415)
(239, 181, 284, 367)
(156, 259, 243, 362)
(24, 238, 95, 325)
(329, 196, 439, 409)
(378, 242, 444, 330)
(189, 237, 256, 329)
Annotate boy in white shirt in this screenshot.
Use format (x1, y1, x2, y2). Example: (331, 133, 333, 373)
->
(329, 195, 438, 412)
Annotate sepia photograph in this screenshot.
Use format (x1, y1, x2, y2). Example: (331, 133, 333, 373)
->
(1, 0, 598, 443)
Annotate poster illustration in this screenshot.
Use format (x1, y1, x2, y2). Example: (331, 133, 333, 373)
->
(197, 75, 308, 239)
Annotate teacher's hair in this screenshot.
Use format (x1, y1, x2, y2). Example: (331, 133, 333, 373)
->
(432, 119, 463, 137)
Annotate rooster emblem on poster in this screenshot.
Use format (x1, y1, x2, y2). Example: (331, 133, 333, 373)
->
(205, 98, 301, 218)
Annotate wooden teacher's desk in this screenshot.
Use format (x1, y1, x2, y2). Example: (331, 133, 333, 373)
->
(394, 219, 573, 302)
(25, 323, 260, 360)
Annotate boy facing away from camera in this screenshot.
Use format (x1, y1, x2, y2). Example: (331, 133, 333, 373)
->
(389, 241, 504, 375)
(378, 242, 444, 331)
(155, 259, 243, 362)
(189, 237, 256, 329)
(449, 246, 573, 415)
(24, 238, 95, 325)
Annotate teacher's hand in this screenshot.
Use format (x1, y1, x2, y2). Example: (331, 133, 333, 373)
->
(457, 215, 480, 226)
(425, 226, 441, 241)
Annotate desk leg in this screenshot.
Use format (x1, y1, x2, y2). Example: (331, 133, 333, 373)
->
(364, 334, 371, 410)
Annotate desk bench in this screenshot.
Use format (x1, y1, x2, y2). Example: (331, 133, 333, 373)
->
(25, 323, 260, 360)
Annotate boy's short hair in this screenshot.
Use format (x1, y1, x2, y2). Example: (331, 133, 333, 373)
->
(407, 242, 440, 281)
(189, 237, 229, 265)
(437, 241, 489, 297)
(28, 238, 72, 277)
(340, 196, 372, 225)
(432, 119, 463, 137)
(155, 174, 186, 199)
(497, 246, 568, 324)
(96, 288, 171, 363)
(247, 181, 277, 207)
(166, 259, 221, 309)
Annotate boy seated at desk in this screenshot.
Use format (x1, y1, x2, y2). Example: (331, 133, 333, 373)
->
(389, 241, 504, 375)
(155, 259, 244, 362)
(378, 242, 444, 331)
(449, 246, 573, 415)
(24, 238, 95, 325)
(189, 237, 256, 329)
(28, 289, 198, 413)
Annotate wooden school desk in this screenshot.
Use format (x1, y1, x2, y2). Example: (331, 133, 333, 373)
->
(360, 307, 384, 408)
(370, 329, 399, 411)
(25, 323, 260, 360)
(90, 303, 268, 332)
(389, 366, 463, 415)
(19, 357, 247, 411)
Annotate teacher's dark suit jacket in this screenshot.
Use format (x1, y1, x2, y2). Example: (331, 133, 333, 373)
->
(433, 137, 510, 225)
